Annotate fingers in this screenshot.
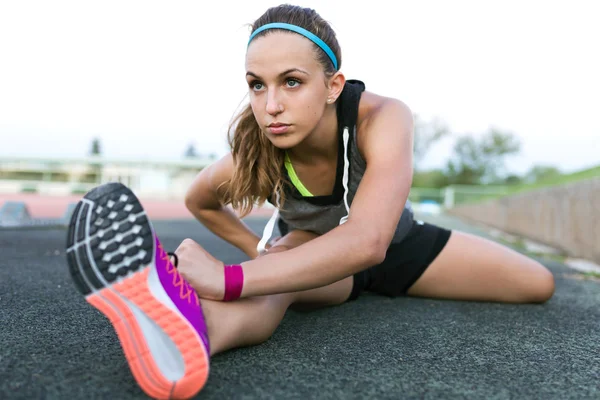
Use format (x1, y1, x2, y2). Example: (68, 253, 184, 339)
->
(264, 245, 290, 254)
(255, 244, 291, 260)
(174, 238, 219, 264)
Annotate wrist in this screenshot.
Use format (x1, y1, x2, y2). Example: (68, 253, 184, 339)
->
(223, 264, 244, 301)
(243, 237, 265, 259)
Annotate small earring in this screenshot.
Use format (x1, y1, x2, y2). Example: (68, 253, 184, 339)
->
(327, 98, 333, 103)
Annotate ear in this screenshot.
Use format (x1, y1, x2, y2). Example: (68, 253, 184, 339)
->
(327, 71, 346, 102)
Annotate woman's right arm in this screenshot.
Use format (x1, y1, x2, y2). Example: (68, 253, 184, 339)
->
(184, 153, 263, 259)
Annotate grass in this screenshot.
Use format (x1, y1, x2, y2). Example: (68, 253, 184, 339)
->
(582, 271, 600, 280)
(446, 164, 600, 205)
(507, 164, 600, 195)
(411, 164, 600, 206)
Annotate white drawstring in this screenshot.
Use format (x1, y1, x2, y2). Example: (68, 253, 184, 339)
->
(256, 190, 280, 255)
(339, 127, 351, 225)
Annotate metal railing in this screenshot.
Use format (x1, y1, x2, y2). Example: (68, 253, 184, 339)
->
(408, 185, 512, 208)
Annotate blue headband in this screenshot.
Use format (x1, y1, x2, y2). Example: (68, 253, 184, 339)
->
(247, 22, 338, 70)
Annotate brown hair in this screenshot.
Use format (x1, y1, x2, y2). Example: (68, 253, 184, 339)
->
(218, 4, 342, 217)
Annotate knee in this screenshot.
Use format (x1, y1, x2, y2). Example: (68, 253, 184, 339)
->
(244, 294, 291, 342)
(527, 265, 555, 303)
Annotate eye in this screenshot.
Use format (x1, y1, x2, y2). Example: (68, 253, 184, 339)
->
(249, 81, 264, 91)
(286, 78, 301, 88)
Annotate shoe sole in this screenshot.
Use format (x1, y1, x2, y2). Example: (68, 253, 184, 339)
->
(65, 182, 209, 399)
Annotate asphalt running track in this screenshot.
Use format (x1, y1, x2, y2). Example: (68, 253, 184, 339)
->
(1, 214, 599, 399)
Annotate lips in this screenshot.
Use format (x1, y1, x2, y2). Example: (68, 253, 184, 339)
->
(267, 123, 290, 135)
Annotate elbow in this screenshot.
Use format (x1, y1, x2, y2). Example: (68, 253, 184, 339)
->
(366, 232, 388, 265)
(347, 223, 389, 267)
(184, 192, 196, 212)
(184, 190, 205, 214)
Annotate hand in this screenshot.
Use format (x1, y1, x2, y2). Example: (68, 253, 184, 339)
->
(173, 238, 225, 301)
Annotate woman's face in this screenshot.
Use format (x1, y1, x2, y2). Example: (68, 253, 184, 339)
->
(245, 32, 331, 149)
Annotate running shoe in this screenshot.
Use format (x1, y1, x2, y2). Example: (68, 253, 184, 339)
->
(65, 182, 210, 399)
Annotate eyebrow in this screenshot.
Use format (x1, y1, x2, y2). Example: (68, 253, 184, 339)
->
(246, 68, 310, 79)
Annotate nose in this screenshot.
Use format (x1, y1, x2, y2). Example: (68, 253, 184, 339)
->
(265, 89, 283, 116)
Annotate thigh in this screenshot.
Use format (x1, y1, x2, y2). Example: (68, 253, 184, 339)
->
(263, 229, 354, 309)
(406, 229, 555, 303)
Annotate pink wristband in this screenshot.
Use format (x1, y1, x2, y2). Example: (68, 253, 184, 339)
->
(223, 264, 244, 301)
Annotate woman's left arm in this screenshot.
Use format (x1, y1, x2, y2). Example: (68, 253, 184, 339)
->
(236, 98, 414, 298)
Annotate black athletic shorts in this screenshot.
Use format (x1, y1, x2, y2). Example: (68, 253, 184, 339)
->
(277, 218, 452, 301)
(347, 220, 452, 301)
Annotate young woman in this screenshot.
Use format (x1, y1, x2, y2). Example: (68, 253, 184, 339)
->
(65, 4, 555, 398)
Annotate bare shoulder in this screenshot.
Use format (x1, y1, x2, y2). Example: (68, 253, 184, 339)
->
(356, 91, 414, 157)
(185, 152, 234, 208)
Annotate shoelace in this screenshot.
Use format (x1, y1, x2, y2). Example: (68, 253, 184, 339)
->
(166, 249, 208, 350)
(163, 250, 199, 305)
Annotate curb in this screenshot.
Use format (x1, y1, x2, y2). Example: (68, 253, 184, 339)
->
(0, 201, 75, 230)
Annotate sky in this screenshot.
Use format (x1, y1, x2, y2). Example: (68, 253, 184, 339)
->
(0, 0, 598, 175)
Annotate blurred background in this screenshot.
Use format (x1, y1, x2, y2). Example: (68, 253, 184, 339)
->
(0, 0, 598, 264)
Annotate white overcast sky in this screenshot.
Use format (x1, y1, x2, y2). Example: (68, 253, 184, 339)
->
(0, 0, 598, 174)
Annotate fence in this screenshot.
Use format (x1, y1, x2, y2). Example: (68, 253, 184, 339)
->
(408, 185, 512, 208)
(447, 178, 600, 264)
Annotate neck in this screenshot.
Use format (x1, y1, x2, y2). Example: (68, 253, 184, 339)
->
(287, 105, 338, 165)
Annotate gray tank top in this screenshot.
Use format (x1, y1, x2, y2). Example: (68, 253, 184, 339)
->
(257, 80, 414, 253)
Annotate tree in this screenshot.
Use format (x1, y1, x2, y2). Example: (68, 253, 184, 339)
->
(412, 114, 451, 171)
(445, 128, 521, 185)
(89, 138, 102, 156)
(184, 143, 199, 158)
(524, 165, 563, 184)
(504, 174, 523, 185)
(412, 168, 451, 188)
(88, 137, 103, 184)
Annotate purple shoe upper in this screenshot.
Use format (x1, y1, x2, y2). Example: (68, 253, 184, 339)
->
(154, 236, 210, 355)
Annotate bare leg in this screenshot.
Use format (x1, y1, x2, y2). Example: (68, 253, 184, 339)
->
(198, 230, 353, 356)
(407, 230, 555, 303)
